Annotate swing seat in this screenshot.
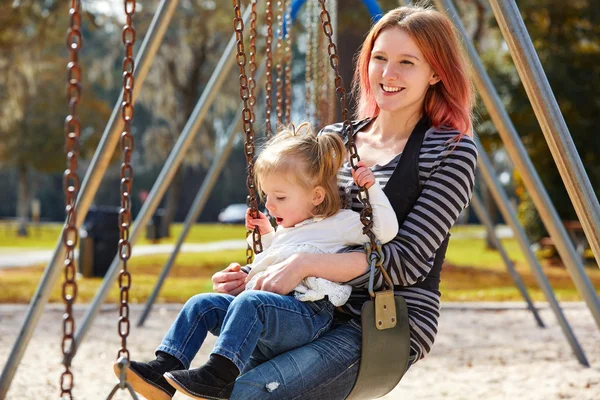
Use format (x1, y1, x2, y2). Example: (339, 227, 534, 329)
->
(346, 293, 411, 400)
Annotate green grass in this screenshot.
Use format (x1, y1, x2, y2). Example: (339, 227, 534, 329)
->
(0, 222, 247, 251)
(0, 223, 598, 304)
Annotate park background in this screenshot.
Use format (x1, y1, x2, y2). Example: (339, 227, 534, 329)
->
(0, 1, 599, 398)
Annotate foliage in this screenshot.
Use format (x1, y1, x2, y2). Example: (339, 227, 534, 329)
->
(475, 0, 600, 237)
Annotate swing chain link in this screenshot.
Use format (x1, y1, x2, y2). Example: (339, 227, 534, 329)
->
(60, 1, 83, 397)
(233, 0, 263, 262)
(117, 0, 136, 362)
(317, 0, 384, 288)
(265, 1, 274, 138)
(248, 0, 258, 123)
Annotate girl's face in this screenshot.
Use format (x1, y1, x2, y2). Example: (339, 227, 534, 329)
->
(261, 172, 323, 228)
(368, 27, 439, 115)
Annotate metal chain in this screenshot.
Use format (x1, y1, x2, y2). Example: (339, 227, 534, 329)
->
(60, 1, 83, 398)
(233, 0, 263, 263)
(117, 0, 136, 363)
(284, 0, 292, 124)
(274, 0, 285, 125)
(264, 1, 274, 139)
(304, 0, 313, 123)
(317, 0, 386, 285)
(248, 0, 258, 124)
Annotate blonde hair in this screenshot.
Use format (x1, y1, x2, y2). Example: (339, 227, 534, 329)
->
(254, 123, 345, 218)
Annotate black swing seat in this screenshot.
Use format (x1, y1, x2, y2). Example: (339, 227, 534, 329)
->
(345, 293, 411, 400)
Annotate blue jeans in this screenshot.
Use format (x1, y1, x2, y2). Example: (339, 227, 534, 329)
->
(231, 318, 363, 399)
(156, 291, 335, 373)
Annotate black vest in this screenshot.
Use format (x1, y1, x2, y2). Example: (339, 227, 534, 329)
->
(342, 118, 449, 292)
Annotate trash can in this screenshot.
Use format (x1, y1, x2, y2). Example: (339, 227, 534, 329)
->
(78, 206, 120, 278)
(146, 208, 168, 241)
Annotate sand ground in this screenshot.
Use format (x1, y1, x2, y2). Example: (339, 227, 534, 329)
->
(1, 302, 599, 400)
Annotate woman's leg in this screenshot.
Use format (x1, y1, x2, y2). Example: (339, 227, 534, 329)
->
(230, 321, 362, 400)
(157, 293, 235, 368)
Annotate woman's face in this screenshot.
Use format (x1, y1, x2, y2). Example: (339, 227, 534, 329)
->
(368, 27, 439, 115)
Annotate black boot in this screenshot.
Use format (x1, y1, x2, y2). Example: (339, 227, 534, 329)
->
(113, 351, 184, 400)
(163, 355, 238, 400)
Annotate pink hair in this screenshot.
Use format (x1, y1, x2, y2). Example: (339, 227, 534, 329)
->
(352, 6, 474, 138)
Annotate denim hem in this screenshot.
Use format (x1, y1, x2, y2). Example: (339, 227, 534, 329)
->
(212, 346, 245, 374)
(156, 344, 191, 369)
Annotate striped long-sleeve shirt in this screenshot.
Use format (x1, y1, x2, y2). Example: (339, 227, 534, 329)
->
(324, 121, 478, 363)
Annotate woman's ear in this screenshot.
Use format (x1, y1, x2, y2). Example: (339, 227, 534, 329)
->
(312, 186, 326, 206)
(429, 73, 441, 86)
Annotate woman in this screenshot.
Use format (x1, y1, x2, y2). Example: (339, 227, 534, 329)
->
(221, 5, 479, 399)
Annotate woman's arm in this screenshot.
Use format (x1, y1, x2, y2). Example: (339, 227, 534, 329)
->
(248, 252, 368, 294)
(348, 134, 478, 289)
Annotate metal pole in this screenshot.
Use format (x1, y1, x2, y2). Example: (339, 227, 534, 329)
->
(137, 123, 242, 327)
(0, 1, 179, 396)
(477, 141, 589, 366)
(470, 193, 544, 328)
(72, 6, 253, 353)
(433, 0, 600, 331)
(488, 0, 600, 267)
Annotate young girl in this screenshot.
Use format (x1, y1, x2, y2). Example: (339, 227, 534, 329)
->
(119, 124, 398, 400)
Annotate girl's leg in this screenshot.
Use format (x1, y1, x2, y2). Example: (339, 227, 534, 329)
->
(120, 293, 235, 400)
(157, 293, 235, 368)
(230, 321, 362, 400)
(213, 290, 334, 373)
(164, 291, 334, 400)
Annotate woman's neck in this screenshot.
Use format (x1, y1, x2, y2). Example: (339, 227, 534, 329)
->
(373, 108, 423, 141)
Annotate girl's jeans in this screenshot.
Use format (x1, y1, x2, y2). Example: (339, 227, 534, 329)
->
(156, 291, 335, 373)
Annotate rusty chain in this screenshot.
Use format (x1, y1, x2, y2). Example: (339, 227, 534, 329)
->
(284, 0, 292, 123)
(60, 1, 83, 398)
(317, 0, 384, 283)
(233, 0, 263, 263)
(265, 1, 274, 139)
(248, 0, 258, 124)
(116, 0, 136, 363)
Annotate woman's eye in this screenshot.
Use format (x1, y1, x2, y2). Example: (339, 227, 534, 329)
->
(374, 55, 386, 61)
(401, 60, 414, 65)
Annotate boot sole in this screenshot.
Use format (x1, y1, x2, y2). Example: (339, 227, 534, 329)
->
(164, 373, 225, 400)
(113, 362, 173, 400)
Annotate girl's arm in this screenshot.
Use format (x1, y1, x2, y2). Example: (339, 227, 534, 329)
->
(348, 134, 478, 289)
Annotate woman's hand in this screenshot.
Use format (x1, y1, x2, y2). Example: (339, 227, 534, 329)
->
(249, 253, 309, 294)
(245, 209, 274, 235)
(352, 160, 375, 189)
(212, 263, 247, 296)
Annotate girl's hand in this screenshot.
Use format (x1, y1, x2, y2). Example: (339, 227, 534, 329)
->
(249, 253, 308, 294)
(352, 160, 375, 189)
(212, 263, 247, 296)
(245, 209, 274, 235)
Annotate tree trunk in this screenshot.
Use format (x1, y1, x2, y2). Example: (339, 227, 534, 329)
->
(484, 186, 498, 250)
(16, 164, 30, 236)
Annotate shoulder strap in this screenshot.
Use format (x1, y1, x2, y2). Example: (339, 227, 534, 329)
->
(382, 116, 430, 225)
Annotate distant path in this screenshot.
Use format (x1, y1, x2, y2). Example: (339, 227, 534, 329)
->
(0, 240, 247, 269)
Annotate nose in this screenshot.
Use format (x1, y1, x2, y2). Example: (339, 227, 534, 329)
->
(382, 62, 399, 80)
(265, 197, 274, 213)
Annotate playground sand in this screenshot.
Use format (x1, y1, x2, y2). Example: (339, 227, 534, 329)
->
(1, 302, 599, 400)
